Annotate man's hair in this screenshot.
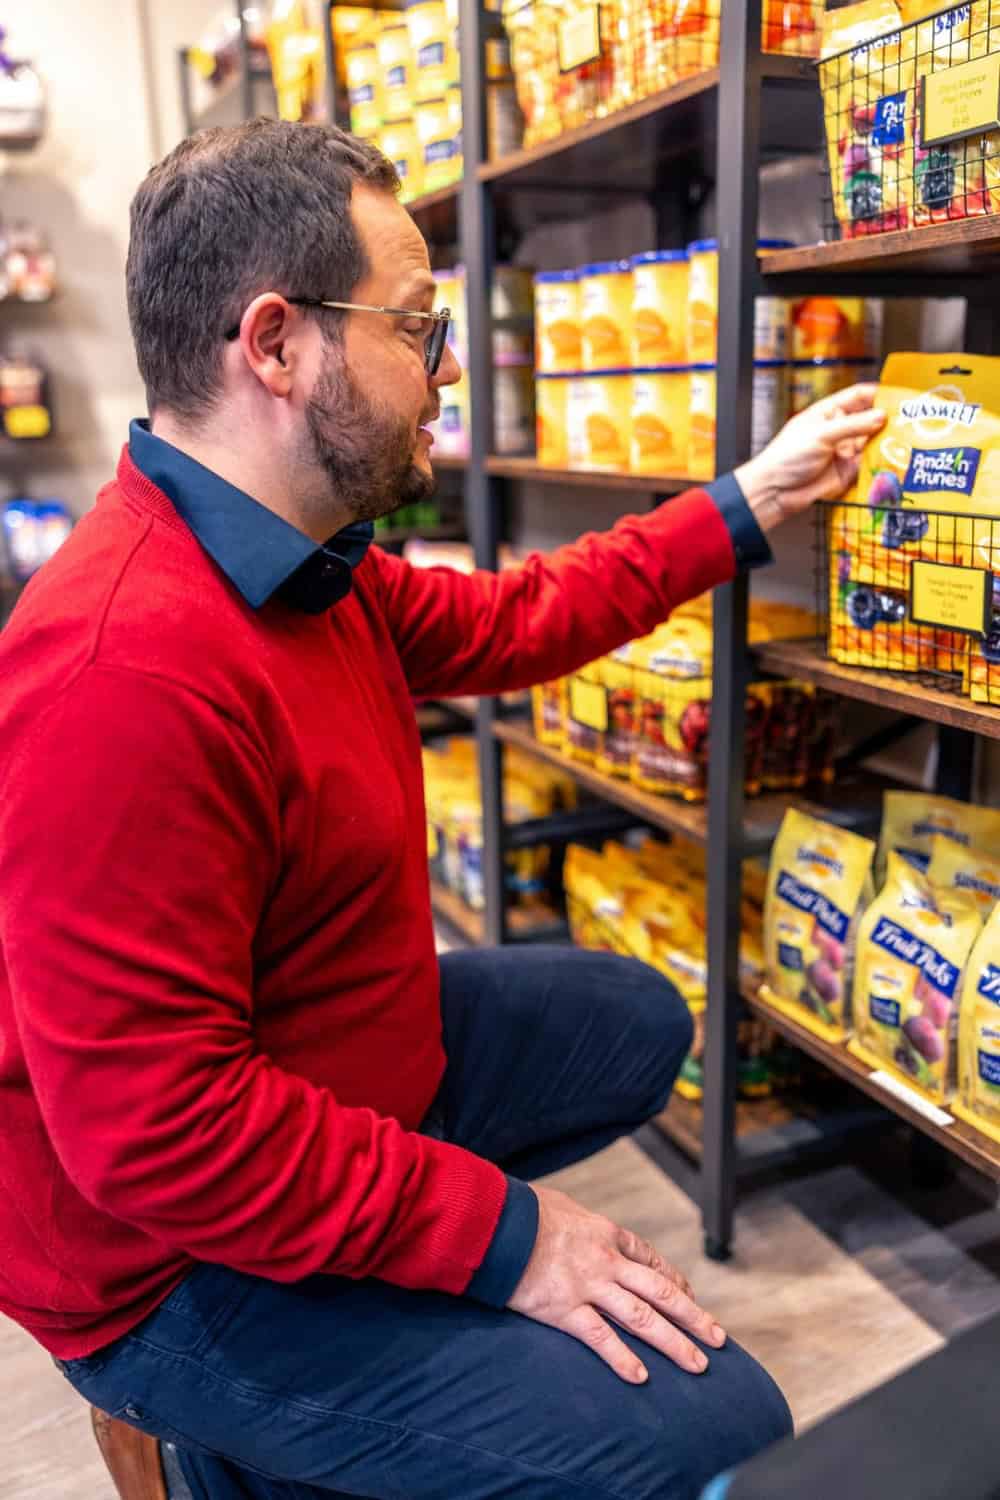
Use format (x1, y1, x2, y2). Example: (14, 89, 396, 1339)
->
(126, 118, 399, 421)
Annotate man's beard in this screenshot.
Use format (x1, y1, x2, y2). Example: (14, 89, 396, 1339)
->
(303, 350, 436, 525)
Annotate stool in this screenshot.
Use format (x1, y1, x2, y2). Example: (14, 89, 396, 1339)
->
(91, 1407, 168, 1500)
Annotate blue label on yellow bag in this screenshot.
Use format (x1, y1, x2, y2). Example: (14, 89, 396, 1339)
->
(871, 917, 961, 996)
(978, 1050, 1000, 1085)
(873, 91, 907, 147)
(775, 871, 850, 941)
(870, 994, 901, 1028)
(904, 446, 981, 496)
(419, 42, 445, 67)
(978, 964, 1000, 1003)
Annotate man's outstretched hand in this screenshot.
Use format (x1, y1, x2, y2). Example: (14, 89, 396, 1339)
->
(735, 382, 887, 534)
(507, 1184, 726, 1384)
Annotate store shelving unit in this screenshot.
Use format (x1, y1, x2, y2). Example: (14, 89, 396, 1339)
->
(175, 0, 1000, 1255)
(452, 0, 1000, 1259)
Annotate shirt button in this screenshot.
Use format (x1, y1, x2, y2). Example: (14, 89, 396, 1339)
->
(124, 1403, 144, 1423)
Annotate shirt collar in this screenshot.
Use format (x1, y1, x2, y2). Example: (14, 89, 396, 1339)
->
(128, 419, 374, 613)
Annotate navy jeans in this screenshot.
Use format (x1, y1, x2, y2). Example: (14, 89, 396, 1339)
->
(58, 946, 792, 1498)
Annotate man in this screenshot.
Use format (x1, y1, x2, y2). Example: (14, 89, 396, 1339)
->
(0, 120, 884, 1500)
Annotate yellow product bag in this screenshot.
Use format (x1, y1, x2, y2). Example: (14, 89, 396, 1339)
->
(531, 678, 568, 748)
(877, 790, 1000, 882)
(955, 903, 1000, 1143)
(595, 643, 637, 780)
(969, 609, 1000, 705)
(829, 352, 1000, 674)
(631, 663, 712, 800)
(902, 1, 997, 226)
(819, 1, 914, 239)
(565, 661, 603, 766)
(927, 833, 1000, 919)
(764, 808, 877, 1041)
(851, 851, 983, 1101)
(563, 845, 626, 951)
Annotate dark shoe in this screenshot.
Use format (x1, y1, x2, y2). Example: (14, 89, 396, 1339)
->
(91, 1407, 168, 1500)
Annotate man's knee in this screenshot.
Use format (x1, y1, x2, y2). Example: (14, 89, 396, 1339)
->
(614, 957, 694, 1115)
(696, 1339, 794, 1481)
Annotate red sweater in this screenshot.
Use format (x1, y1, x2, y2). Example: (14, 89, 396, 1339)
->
(0, 449, 735, 1357)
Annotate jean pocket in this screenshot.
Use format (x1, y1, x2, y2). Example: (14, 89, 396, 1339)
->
(132, 1262, 252, 1359)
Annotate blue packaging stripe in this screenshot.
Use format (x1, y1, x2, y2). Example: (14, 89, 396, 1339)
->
(774, 870, 851, 942)
(578, 259, 632, 276)
(869, 916, 961, 998)
(631, 249, 689, 265)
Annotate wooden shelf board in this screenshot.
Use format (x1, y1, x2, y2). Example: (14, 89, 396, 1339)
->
(755, 637, 1000, 742)
(405, 183, 461, 217)
(761, 218, 1000, 280)
(375, 522, 465, 545)
(492, 716, 887, 853)
(432, 454, 466, 471)
(485, 456, 691, 494)
(653, 1085, 862, 1167)
(745, 986, 1000, 1182)
(429, 878, 559, 942)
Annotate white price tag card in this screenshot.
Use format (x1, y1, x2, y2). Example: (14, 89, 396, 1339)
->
(868, 1070, 954, 1128)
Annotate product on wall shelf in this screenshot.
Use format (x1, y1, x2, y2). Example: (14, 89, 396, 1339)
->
(0, 350, 52, 439)
(187, 4, 268, 89)
(265, 0, 328, 124)
(824, 352, 1000, 705)
(502, 0, 824, 150)
(819, 0, 1000, 243)
(1, 497, 72, 585)
(0, 27, 45, 147)
(0, 221, 57, 303)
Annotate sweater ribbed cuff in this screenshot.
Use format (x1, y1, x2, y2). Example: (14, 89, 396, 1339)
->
(464, 1177, 539, 1308)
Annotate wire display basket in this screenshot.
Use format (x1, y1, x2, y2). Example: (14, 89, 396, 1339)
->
(818, 497, 1000, 704)
(819, 0, 1000, 241)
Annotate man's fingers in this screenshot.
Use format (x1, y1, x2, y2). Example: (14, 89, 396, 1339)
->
(564, 1305, 649, 1384)
(617, 1258, 727, 1351)
(821, 406, 886, 448)
(617, 1227, 694, 1299)
(599, 1285, 709, 1374)
(817, 382, 880, 417)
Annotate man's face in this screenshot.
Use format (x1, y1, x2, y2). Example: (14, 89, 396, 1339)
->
(302, 184, 461, 524)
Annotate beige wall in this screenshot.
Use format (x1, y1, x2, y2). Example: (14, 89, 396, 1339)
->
(0, 0, 225, 516)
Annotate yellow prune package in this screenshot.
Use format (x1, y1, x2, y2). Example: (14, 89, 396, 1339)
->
(819, 1, 913, 239)
(563, 845, 626, 951)
(955, 903, 1000, 1144)
(595, 644, 637, 780)
(763, 808, 876, 1041)
(850, 851, 983, 1102)
(877, 790, 1000, 883)
(531, 678, 568, 748)
(927, 833, 1000, 919)
(829, 352, 1000, 673)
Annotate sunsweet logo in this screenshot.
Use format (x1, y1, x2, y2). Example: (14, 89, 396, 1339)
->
(796, 844, 845, 879)
(955, 870, 1000, 903)
(870, 916, 960, 997)
(899, 386, 981, 437)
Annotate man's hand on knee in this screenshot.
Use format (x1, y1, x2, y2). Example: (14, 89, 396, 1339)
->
(507, 1186, 727, 1385)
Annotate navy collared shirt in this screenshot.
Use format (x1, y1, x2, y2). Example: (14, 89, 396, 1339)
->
(129, 420, 375, 615)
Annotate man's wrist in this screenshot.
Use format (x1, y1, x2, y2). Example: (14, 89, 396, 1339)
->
(732, 457, 786, 535)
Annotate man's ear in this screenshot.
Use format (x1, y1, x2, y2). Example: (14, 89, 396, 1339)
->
(232, 293, 300, 397)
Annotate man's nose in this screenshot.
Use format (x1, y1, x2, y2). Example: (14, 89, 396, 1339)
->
(432, 343, 462, 389)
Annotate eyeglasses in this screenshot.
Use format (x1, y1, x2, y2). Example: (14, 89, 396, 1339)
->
(223, 297, 452, 377)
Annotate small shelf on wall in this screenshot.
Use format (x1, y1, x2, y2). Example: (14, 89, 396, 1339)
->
(429, 878, 563, 944)
(755, 638, 1000, 742)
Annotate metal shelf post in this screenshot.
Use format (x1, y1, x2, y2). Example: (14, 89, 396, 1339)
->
(458, 0, 507, 946)
(701, 0, 764, 1261)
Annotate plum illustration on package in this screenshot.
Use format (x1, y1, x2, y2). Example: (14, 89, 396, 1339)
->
(850, 850, 983, 1103)
(764, 808, 876, 1042)
(956, 905, 1000, 1145)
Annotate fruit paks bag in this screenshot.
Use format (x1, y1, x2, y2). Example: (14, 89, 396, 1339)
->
(851, 851, 983, 1102)
(927, 833, 1000, 919)
(877, 790, 1000, 883)
(829, 352, 1000, 675)
(955, 903, 1000, 1144)
(764, 809, 876, 1041)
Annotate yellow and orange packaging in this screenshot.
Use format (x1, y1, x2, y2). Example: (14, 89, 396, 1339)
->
(829, 352, 1000, 677)
(580, 261, 632, 372)
(567, 372, 632, 472)
(630, 250, 689, 367)
(631, 367, 691, 477)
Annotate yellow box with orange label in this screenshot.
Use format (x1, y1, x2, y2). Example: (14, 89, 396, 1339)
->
(630, 250, 688, 367)
(580, 260, 632, 372)
(686, 238, 793, 364)
(630, 367, 690, 477)
(535, 372, 571, 468)
(534, 270, 581, 374)
(567, 371, 631, 473)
